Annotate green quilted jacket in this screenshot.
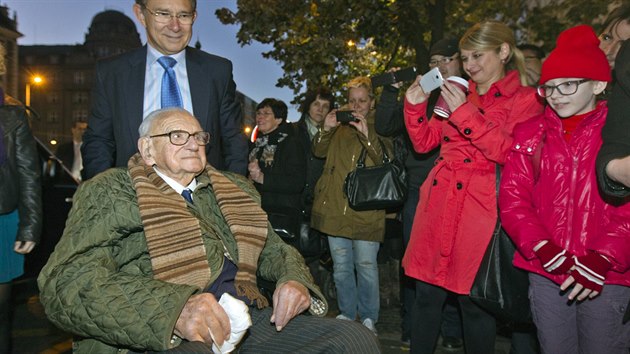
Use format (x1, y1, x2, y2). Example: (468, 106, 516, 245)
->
(37, 168, 326, 353)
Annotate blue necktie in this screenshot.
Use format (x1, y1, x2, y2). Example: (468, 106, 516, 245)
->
(157, 56, 183, 108)
(181, 189, 193, 204)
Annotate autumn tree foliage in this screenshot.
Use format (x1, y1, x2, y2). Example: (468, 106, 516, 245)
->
(216, 0, 617, 102)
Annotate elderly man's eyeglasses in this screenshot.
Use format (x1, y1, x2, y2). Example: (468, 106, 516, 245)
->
(429, 54, 458, 67)
(536, 79, 591, 98)
(142, 6, 195, 25)
(149, 130, 210, 146)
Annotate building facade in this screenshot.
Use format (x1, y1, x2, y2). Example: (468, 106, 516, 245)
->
(0, 5, 22, 99)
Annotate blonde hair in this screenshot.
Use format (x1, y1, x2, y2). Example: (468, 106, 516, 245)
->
(459, 20, 528, 86)
(346, 76, 374, 99)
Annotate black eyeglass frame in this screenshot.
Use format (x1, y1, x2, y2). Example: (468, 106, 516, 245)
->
(149, 130, 210, 146)
(536, 79, 591, 98)
(428, 54, 459, 67)
(142, 5, 195, 25)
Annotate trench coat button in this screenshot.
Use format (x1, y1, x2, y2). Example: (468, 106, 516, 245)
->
(464, 158, 471, 163)
(444, 136, 450, 142)
(418, 117, 424, 123)
(494, 92, 501, 97)
(456, 182, 463, 190)
(464, 128, 472, 135)
(527, 147, 533, 152)
(433, 179, 438, 186)
(515, 144, 521, 150)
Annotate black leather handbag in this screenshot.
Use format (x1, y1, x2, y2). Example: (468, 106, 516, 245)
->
(343, 140, 407, 211)
(469, 165, 532, 324)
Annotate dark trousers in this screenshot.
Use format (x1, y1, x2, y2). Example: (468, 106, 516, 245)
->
(0, 282, 11, 354)
(148, 307, 380, 353)
(411, 280, 496, 354)
(401, 178, 462, 342)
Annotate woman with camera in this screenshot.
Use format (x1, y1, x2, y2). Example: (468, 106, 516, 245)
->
(401, 21, 543, 353)
(311, 76, 392, 335)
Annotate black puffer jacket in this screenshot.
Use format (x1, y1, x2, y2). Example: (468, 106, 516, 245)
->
(0, 105, 42, 243)
(597, 40, 630, 198)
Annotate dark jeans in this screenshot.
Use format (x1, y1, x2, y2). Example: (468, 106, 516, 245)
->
(411, 280, 496, 354)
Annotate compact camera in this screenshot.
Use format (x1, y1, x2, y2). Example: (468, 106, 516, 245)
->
(370, 67, 418, 87)
(335, 110, 358, 124)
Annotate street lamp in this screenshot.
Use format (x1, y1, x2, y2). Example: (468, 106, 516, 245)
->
(25, 75, 43, 107)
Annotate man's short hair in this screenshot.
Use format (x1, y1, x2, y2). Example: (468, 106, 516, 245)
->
(138, 107, 191, 137)
(517, 44, 545, 59)
(135, 0, 197, 11)
(257, 98, 288, 122)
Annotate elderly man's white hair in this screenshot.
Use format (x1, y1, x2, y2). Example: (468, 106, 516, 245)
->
(138, 107, 193, 137)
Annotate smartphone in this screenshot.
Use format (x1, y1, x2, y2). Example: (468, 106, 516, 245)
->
(336, 110, 357, 124)
(393, 67, 418, 83)
(419, 67, 444, 93)
(370, 67, 418, 87)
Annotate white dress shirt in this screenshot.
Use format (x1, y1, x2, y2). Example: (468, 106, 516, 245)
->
(153, 167, 198, 201)
(143, 44, 194, 119)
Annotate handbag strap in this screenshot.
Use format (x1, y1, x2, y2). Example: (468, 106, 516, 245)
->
(492, 164, 502, 232)
(355, 137, 391, 168)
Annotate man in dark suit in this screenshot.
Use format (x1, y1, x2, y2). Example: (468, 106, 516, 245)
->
(81, 0, 248, 180)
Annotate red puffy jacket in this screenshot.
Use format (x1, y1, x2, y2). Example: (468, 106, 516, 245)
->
(500, 102, 630, 287)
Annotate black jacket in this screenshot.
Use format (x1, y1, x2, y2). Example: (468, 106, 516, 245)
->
(374, 85, 439, 184)
(0, 105, 42, 243)
(597, 41, 630, 198)
(250, 122, 306, 218)
(294, 116, 326, 219)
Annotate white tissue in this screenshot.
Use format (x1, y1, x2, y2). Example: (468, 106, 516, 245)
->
(211, 293, 252, 354)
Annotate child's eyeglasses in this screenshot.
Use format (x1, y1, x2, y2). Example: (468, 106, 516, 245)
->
(536, 79, 591, 98)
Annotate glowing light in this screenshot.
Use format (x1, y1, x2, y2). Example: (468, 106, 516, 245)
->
(50, 139, 58, 145)
(249, 125, 259, 143)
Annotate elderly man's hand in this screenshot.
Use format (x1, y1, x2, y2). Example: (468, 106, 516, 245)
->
(174, 293, 231, 347)
(270, 280, 310, 331)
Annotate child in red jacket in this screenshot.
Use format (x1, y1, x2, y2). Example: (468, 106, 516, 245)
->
(499, 25, 630, 354)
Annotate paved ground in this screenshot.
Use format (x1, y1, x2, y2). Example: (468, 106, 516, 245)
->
(10, 277, 513, 354)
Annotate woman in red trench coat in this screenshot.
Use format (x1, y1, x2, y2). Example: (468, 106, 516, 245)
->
(401, 21, 543, 354)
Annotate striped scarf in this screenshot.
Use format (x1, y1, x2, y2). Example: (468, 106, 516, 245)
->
(128, 153, 269, 308)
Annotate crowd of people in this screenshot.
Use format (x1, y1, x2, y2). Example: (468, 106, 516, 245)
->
(1, 0, 630, 353)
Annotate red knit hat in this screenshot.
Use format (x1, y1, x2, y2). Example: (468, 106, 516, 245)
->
(540, 25, 611, 84)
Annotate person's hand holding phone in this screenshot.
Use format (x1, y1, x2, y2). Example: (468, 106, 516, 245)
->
(348, 112, 369, 138)
(405, 75, 431, 105)
(388, 67, 403, 89)
(323, 109, 339, 132)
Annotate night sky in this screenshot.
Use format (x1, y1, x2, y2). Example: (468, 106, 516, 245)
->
(5, 0, 300, 119)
